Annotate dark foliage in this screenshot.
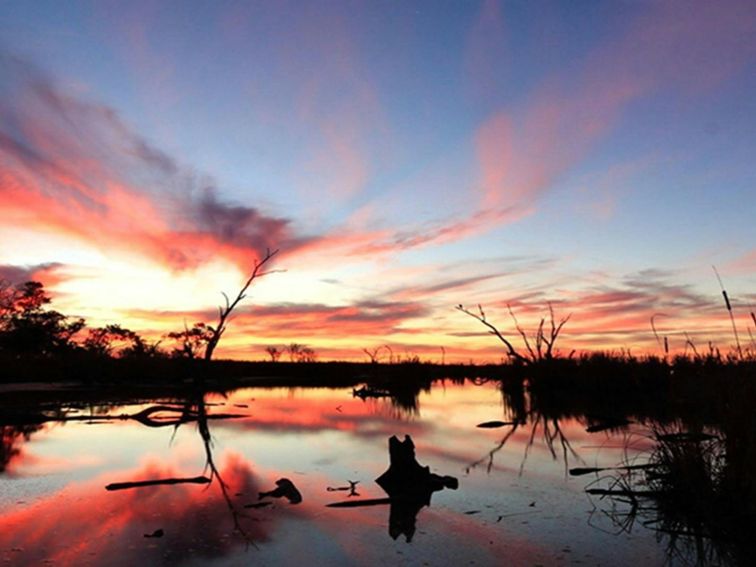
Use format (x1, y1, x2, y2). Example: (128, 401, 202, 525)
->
(0, 280, 84, 356)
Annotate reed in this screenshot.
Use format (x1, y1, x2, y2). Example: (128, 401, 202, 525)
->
(713, 266, 742, 359)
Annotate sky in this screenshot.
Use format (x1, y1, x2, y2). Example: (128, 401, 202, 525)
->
(1, 0, 755, 362)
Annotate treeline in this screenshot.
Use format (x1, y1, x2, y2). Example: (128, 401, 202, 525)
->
(0, 279, 217, 361)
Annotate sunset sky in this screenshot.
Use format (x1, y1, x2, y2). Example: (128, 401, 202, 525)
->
(1, 0, 755, 361)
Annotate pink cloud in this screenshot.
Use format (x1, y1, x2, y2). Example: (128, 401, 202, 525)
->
(464, 0, 510, 100)
(0, 55, 299, 273)
(724, 249, 756, 275)
(472, 0, 756, 227)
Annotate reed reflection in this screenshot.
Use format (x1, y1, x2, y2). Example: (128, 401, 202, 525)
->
(582, 421, 756, 566)
(459, 366, 756, 566)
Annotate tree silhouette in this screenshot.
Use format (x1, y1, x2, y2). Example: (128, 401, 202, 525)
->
(0, 280, 84, 356)
(287, 342, 316, 362)
(203, 249, 278, 361)
(83, 324, 149, 357)
(167, 323, 215, 359)
(265, 346, 282, 362)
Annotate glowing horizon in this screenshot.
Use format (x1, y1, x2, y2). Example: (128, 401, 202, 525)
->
(1, 1, 755, 362)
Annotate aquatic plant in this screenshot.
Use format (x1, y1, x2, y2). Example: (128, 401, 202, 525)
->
(584, 414, 756, 566)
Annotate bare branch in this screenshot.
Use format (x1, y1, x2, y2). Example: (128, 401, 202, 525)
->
(204, 249, 279, 361)
(507, 304, 537, 361)
(456, 304, 529, 364)
(457, 302, 571, 363)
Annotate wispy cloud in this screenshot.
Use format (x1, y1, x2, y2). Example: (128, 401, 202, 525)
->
(126, 298, 428, 342)
(470, 0, 756, 230)
(0, 53, 302, 272)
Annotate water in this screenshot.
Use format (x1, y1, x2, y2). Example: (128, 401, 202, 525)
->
(0, 380, 727, 565)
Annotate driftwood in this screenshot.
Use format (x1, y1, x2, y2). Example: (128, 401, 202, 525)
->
(2, 405, 244, 428)
(352, 386, 391, 399)
(586, 488, 663, 497)
(326, 498, 392, 508)
(569, 463, 658, 477)
(105, 475, 211, 491)
(326, 480, 360, 496)
(476, 420, 516, 429)
(585, 418, 632, 433)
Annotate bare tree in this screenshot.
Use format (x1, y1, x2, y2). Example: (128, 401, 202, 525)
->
(203, 249, 279, 362)
(265, 345, 282, 362)
(287, 343, 316, 362)
(362, 345, 385, 364)
(298, 346, 317, 363)
(287, 342, 303, 362)
(456, 302, 570, 364)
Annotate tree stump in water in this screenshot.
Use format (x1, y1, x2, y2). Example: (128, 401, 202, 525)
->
(375, 435, 458, 541)
(376, 435, 458, 502)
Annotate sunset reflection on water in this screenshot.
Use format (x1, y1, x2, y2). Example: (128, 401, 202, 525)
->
(1, 381, 665, 566)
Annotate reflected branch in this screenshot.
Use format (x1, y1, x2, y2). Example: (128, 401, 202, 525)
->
(465, 422, 520, 474)
(192, 393, 258, 549)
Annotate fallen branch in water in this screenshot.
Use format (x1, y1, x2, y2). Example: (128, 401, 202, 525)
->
(476, 420, 516, 429)
(2, 405, 245, 428)
(586, 488, 663, 497)
(326, 498, 392, 508)
(569, 463, 658, 477)
(105, 475, 211, 491)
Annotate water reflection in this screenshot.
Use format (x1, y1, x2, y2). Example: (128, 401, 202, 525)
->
(583, 424, 756, 566)
(352, 379, 432, 416)
(0, 389, 302, 565)
(0, 454, 274, 566)
(1, 423, 42, 473)
(0, 377, 753, 565)
(477, 372, 756, 566)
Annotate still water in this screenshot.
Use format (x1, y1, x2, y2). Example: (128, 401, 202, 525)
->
(0, 380, 709, 566)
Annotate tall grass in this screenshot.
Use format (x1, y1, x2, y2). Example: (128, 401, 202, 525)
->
(713, 266, 743, 360)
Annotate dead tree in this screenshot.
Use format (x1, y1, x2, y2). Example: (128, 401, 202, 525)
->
(265, 345, 282, 362)
(362, 345, 385, 364)
(204, 249, 279, 362)
(456, 302, 570, 364)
